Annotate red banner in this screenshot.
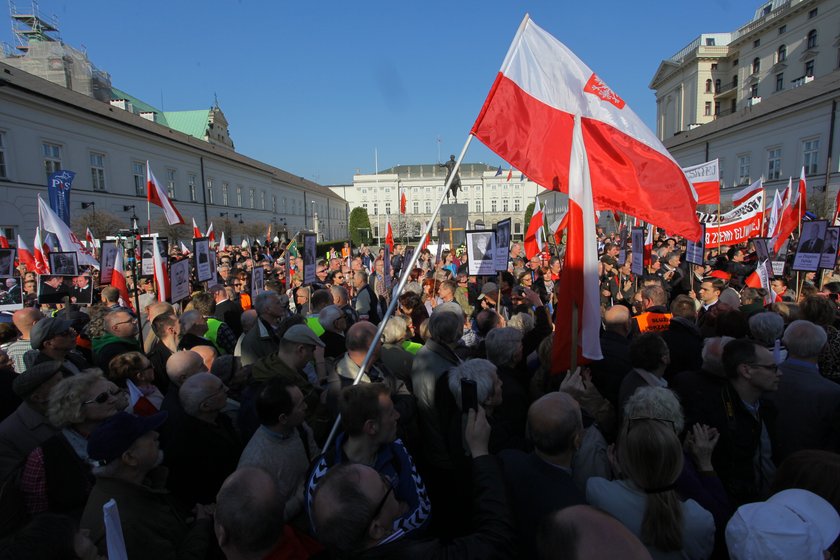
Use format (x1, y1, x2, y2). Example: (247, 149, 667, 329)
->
(704, 213, 764, 248)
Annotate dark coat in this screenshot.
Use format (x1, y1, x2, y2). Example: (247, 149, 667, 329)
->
(662, 317, 703, 379)
(214, 299, 244, 337)
(589, 330, 632, 411)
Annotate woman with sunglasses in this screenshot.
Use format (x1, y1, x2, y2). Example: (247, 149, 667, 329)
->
(19, 370, 125, 519)
(108, 352, 165, 416)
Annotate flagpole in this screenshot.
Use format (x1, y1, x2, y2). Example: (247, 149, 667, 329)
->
(321, 133, 475, 451)
(146, 161, 152, 234)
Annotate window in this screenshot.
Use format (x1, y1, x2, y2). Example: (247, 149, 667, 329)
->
(807, 30, 817, 49)
(808, 8, 817, 18)
(413, 201, 419, 213)
(0, 132, 7, 179)
(738, 154, 751, 184)
(732, 58, 739, 66)
(731, 99, 737, 114)
(188, 174, 197, 201)
(491, 200, 497, 212)
(514, 199, 521, 212)
(767, 148, 782, 180)
(425, 201, 431, 213)
(805, 59, 815, 77)
(206, 178, 214, 204)
(776, 73, 784, 92)
(803, 139, 819, 174)
(502, 199, 509, 212)
(361, 188, 367, 194)
(249, 189, 255, 209)
(261, 191, 266, 210)
(222, 183, 229, 206)
(750, 84, 759, 98)
(779, 25, 786, 34)
(777, 45, 786, 63)
(753, 39, 760, 48)
(706, 38, 716, 46)
(373, 203, 378, 215)
(362, 203, 368, 212)
(43, 142, 62, 177)
(715, 79, 721, 93)
(475, 199, 481, 212)
(711, 63, 718, 70)
(235, 185, 242, 207)
(514, 222, 522, 235)
(714, 101, 721, 116)
(166, 169, 176, 198)
(385, 202, 391, 214)
(132, 161, 145, 195)
(705, 79, 712, 93)
(90, 152, 106, 191)
(752, 57, 761, 74)
(704, 102, 712, 116)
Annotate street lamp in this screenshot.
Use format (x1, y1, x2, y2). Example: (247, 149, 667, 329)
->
(123, 205, 138, 231)
(81, 201, 96, 235)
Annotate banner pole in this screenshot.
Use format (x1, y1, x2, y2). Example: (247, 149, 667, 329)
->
(569, 301, 578, 374)
(321, 133, 476, 451)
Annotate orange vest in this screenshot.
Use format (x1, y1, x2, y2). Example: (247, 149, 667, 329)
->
(635, 311, 672, 333)
(239, 293, 252, 311)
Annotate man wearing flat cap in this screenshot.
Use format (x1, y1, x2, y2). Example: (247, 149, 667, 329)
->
(81, 411, 213, 558)
(0, 361, 63, 481)
(246, 323, 332, 444)
(25, 316, 90, 376)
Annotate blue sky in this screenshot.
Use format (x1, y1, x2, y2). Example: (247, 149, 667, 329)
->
(6, 0, 755, 185)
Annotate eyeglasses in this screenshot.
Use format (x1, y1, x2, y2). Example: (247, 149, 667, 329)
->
(627, 416, 678, 434)
(748, 362, 779, 373)
(200, 383, 229, 407)
(316, 269, 327, 274)
(82, 388, 123, 405)
(114, 318, 137, 327)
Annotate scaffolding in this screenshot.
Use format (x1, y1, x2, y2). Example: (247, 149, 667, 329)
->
(8, 0, 60, 52)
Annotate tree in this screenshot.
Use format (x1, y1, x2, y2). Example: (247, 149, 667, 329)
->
(237, 221, 270, 243)
(72, 210, 126, 240)
(152, 217, 191, 244)
(524, 202, 536, 227)
(349, 207, 372, 246)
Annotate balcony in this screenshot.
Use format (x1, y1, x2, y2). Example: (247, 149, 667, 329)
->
(791, 75, 815, 88)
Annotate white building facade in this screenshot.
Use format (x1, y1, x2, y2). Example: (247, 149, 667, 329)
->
(333, 164, 541, 242)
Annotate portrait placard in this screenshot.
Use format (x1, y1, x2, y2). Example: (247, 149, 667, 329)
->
(466, 230, 497, 276)
(685, 225, 706, 266)
(494, 219, 511, 273)
(630, 228, 644, 276)
(792, 220, 827, 272)
(819, 226, 839, 271)
(141, 237, 168, 277)
(193, 237, 212, 282)
(48, 252, 78, 276)
(303, 233, 317, 285)
(0, 249, 16, 278)
(0, 276, 23, 311)
(98, 240, 119, 285)
(169, 258, 191, 304)
(251, 266, 265, 296)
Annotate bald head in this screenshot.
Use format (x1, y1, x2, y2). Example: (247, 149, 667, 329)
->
(165, 350, 205, 386)
(146, 301, 173, 321)
(603, 305, 630, 336)
(215, 467, 285, 557)
(346, 321, 377, 353)
(537, 505, 652, 560)
(191, 344, 218, 373)
(12, 307, 43, 338)
(527, 392, 582, 459)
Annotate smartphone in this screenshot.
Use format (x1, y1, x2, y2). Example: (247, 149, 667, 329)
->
(461, 378, 478, 412)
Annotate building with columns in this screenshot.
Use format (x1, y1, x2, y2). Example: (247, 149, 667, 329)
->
(332, 163, 541, 244)
(0, 9, 347, 244)
(650, 0, 840, 208)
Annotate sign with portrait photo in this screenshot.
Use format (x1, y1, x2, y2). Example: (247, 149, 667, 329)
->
(98, 240, 119, 285)
(494, 218, 511, 273)
(303, 233, 317, 285)
(251, 266, 265, 295)
(37, 275, 73, 304)
(140, 237, 168, 277)
(169, 258, 191, 304)
(685, 225, 706, 266)
(0, 276, 23, 311)
(466, 230, 497, 276)
(207, 250, 219, 288)
(49, 252, 78, 276)
(0, 249, 16, 278)
(792, 220, 827, 272)
(820, 226, 840, 271)
(630, 227, 644, 276)
(193, 237, 212, 282)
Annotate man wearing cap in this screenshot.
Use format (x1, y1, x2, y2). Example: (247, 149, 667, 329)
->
(248, 324, 332, 444)
(81, 411, 214, 559)
(0, 361, 63, 481)
(92, 310, 141, 376)
(3, 308, 43, 373)
(26, 316, 90, 376)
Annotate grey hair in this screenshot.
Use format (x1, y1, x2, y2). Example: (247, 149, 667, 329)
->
(701, 336, 734, 377)
(179, 372, 218, 416)
(330, 285, 349, 305)
(253, 290, 280, 316)
(749, 312, 784, 347)
(485, 327, 523, 368)
(429, 311, 462, 345)
(48, 371, 106, 428)
(783, 320, 827, 359)
(179, 310, 203, 333)
(623, 386, 685, 434)
(448, 358, 497, 411)
(382, 316, 409, 345)
(508, 312, 535, 334)
(318, 305, 345, 334)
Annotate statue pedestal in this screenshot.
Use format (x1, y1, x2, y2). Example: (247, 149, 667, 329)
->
(439, 203, 469, 248)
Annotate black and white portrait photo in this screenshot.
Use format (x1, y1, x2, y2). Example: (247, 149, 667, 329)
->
(793, 220, 827, 272)
(170, 258, 191, 303)
(494, 218, 511, 272)
(303, 233, 317, 285)
(98, 240, 118, 285)
(48, 252, 78, 276)
(0, 277, 22, 311)
(466, 230, 497, 276)
(141, 237, 169, 277)
(0, 249, 15, 278)
(193, 237, 212, 281)
(820, 227, 839, 270)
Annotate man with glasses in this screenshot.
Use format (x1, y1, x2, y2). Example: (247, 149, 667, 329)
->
(26, 316, 90, 376)
(307, 383, 431, 547)
(92, 311, 141, 376)
(693, 338, 780, 507)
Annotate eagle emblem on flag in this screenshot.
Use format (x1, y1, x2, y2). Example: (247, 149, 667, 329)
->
(583, 74, 625, 109)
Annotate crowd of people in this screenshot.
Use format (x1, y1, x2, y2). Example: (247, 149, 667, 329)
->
(0, 228, 838, 559)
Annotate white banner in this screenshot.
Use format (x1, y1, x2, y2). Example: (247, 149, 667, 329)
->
(696, 191, 764, 225)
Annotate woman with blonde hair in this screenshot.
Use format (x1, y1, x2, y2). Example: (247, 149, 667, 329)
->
(587, 417, 715, 559)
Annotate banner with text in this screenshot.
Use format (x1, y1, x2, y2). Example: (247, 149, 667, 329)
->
(697, 191, 764, 249)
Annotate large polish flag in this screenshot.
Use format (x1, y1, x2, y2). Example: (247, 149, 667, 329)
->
(37, 196, 99, 268)
(682, 159, 720, 205)
(111, 248, 133, 311)
(152, 237, 170, 303)
(732, 178, 763, 208)
(16, 235, 37, 272)
(33, 227, 50, 274)
(471, 16, 701, 240)
(773, 168, 808, 253)
(766, 189, 784, 238)
(147, 161, 185, 226)
(0, 234, 8, 249)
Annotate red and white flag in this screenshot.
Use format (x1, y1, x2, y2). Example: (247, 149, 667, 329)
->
(85, 227, 95, 247)
(552, 116, 603, 372)
(682, 159, 720, 205)
(180, 241, 192, 256)
(111, 248, 133, 311)
(732, 178, 763, 208)
(471, 16, 700, 240)
(772, 168, 808, 253)
(206, 222, 216, 242)
(0, 234, 8, 249)
(152, 236, 169, 303)
(524, 198, 546, 259)
(767, 189, 784, 238)
(192, 218, 202, 239)
(549, 210, 569, 247)
(16, 235, 36, 272)
(33, 227, 50, 274)
(385, 220, 394, 252)
(147, 161, 185, 225)
(644, 223, 655, 266)
(218, 232, 227, 252)
(37, 196, 99, 268)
